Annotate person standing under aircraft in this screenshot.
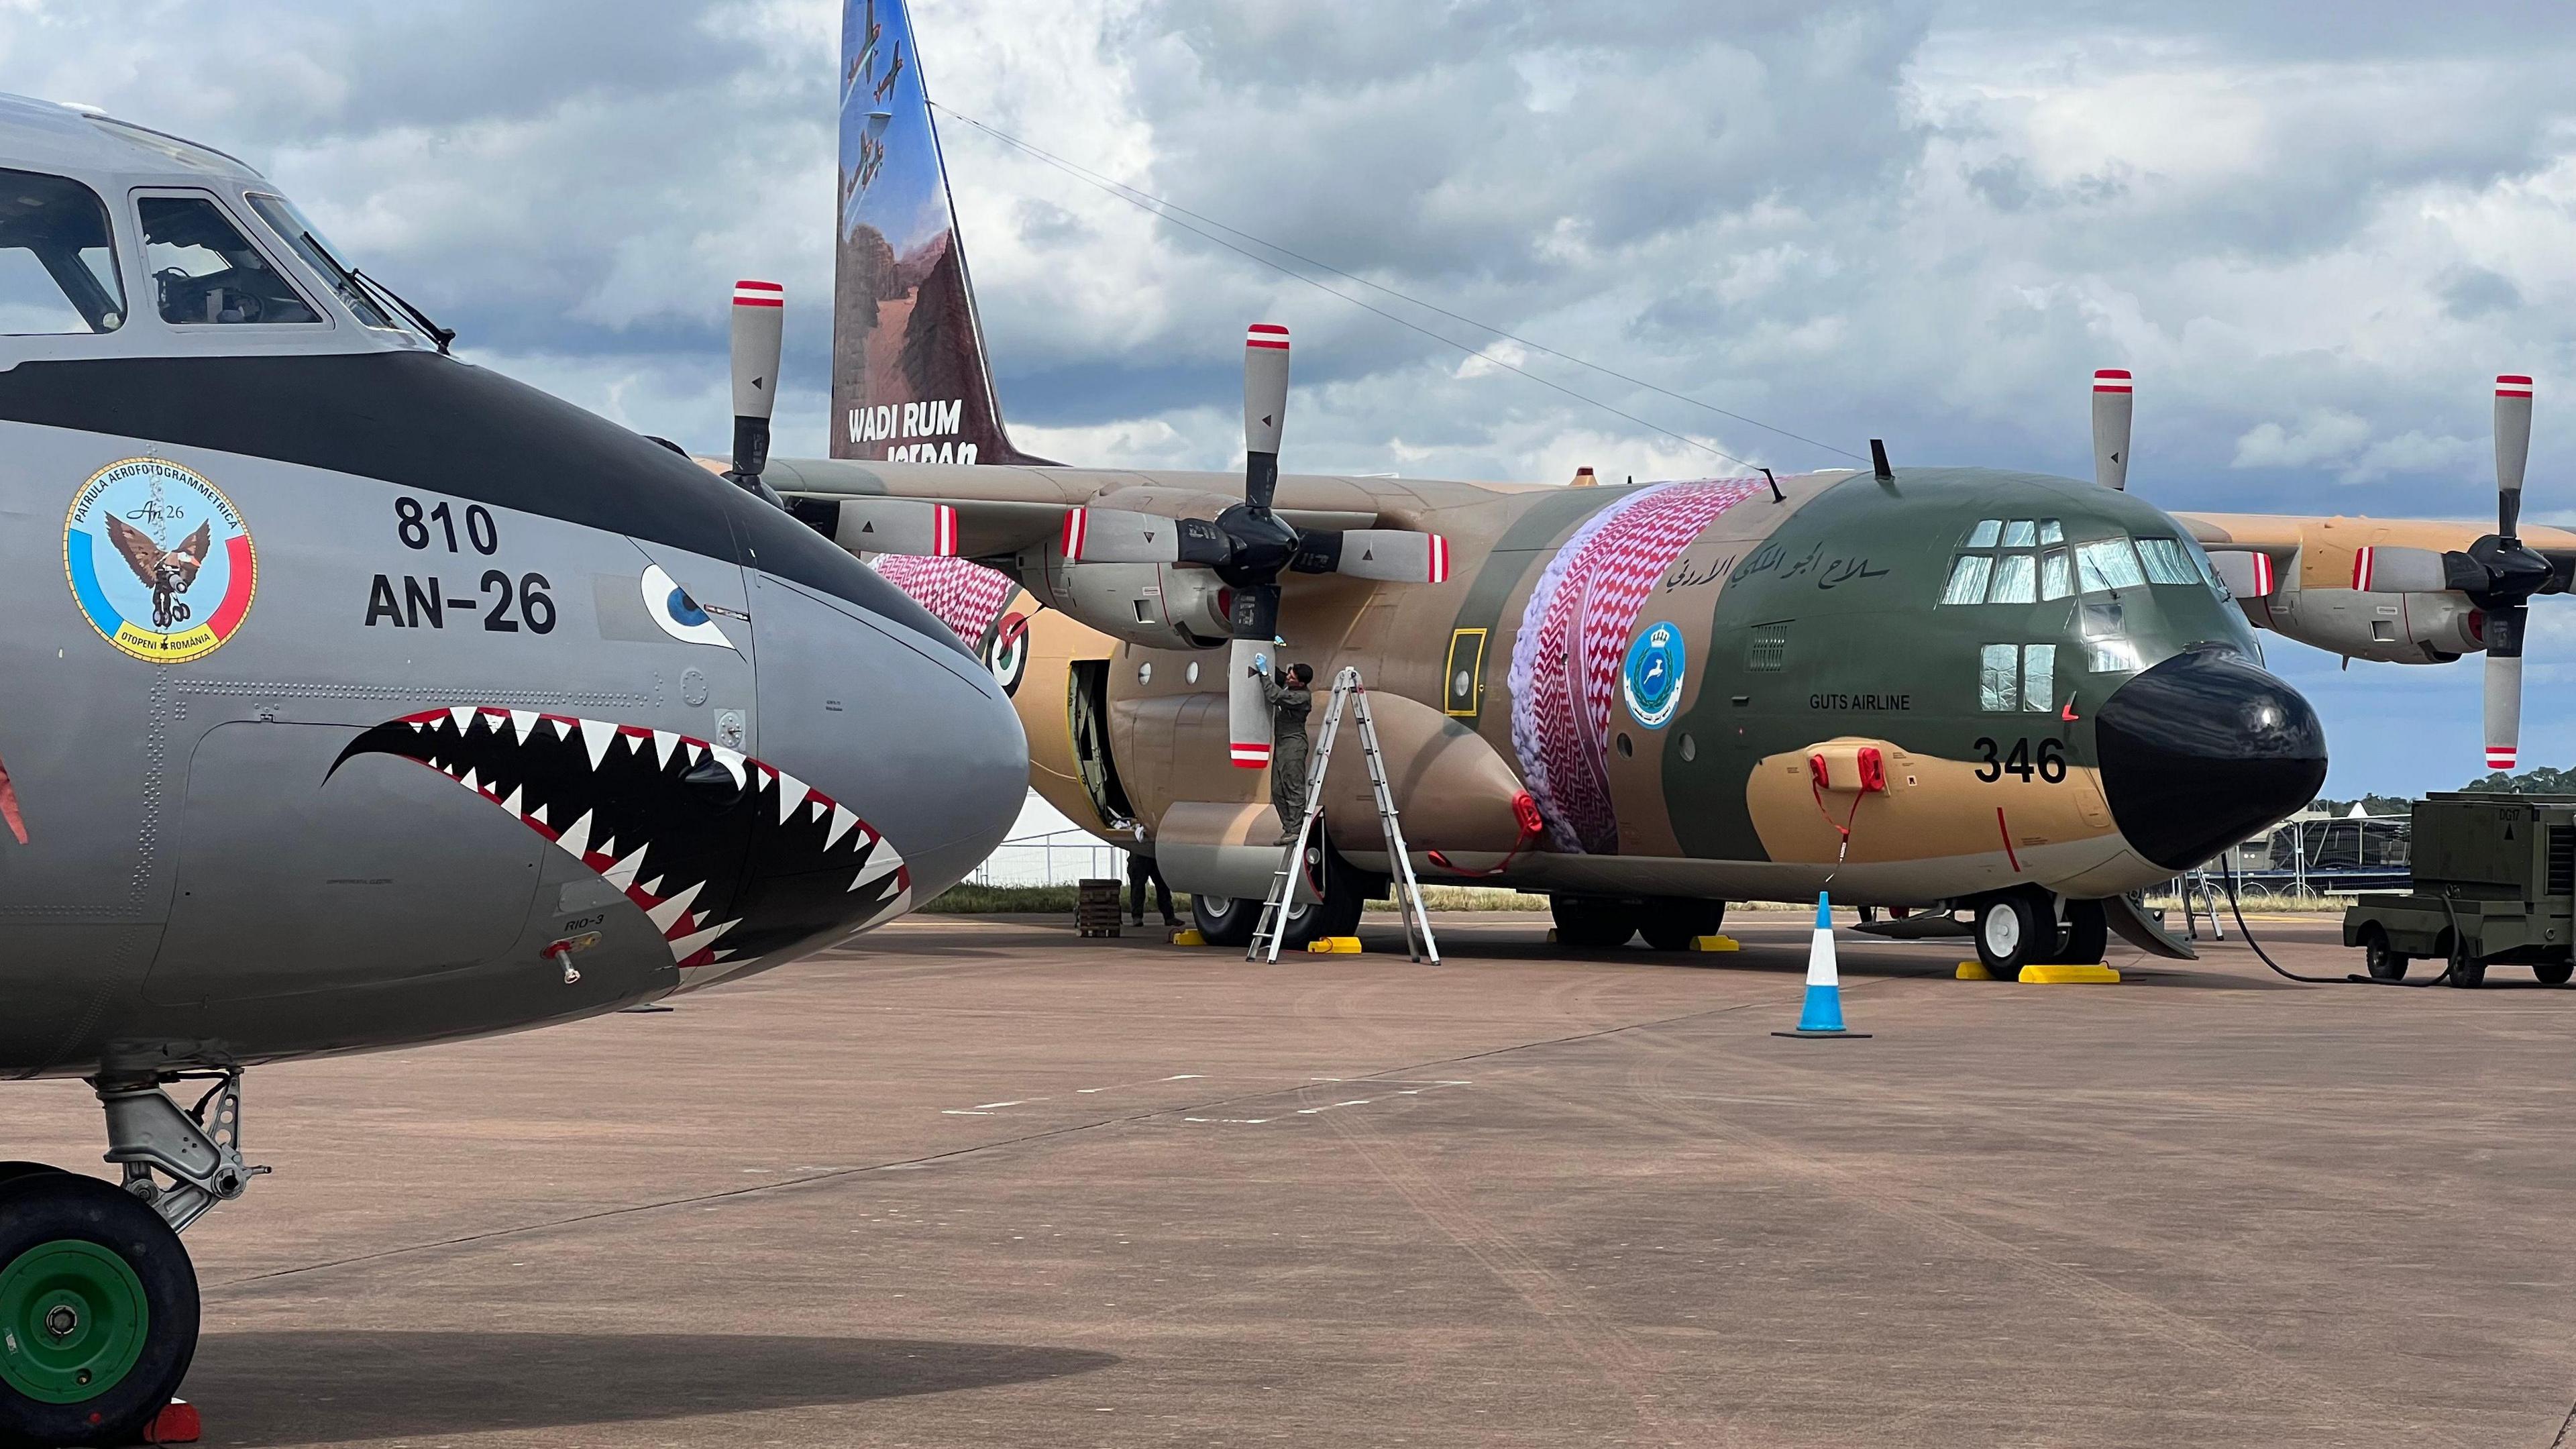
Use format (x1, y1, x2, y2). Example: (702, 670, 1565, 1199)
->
(1261, 661, 1316, 843)
(1126, 831, 1177, 930)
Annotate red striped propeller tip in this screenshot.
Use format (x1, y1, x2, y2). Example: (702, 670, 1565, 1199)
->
(2497, 374, 2534, 396)
(2488, 748, 2518, 769)
(2093, 368, 2133, 392)
(733, 280, 784, 307)
(1245, 323, 1289, 350)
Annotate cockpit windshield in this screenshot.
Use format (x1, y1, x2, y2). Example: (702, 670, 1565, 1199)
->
(243, 193, 400, 331)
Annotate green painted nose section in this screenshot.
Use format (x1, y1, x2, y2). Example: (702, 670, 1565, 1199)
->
(0, 1240, 150, 1404)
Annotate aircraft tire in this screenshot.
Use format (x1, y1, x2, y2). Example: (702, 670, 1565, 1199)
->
(1638, 897, 1724, 952)
(1550, 896, 1638, 949)
(0, 1172, 198, 1449)
(1189, 892, 1260, 948)
(2055, 900, 2108, 964)
(1971, 890, 2045, 979)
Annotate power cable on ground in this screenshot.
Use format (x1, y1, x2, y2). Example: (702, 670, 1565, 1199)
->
(2218, 857, 2453, 987)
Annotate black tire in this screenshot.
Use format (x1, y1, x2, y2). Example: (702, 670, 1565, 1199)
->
(2535, 958, 2573, 986)
(1638, 897, 1725, 952)
(2056, 899, 2108, 965)
(2446, 938, 2486, 989)
(1973, 891, 2045, 979)
(1550, 896, 1638, 949)
(0, 1168, 62, 1191)
(2361, 930, 2410, 982)
(1190, 845, 1347, 953)
(0, 1173, 197, 1449)
(1303, 842, 1367, 945)
(1189, 892, 1260, 949)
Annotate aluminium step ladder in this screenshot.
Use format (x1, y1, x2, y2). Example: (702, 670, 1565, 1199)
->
(1248, 667, 1440, 965)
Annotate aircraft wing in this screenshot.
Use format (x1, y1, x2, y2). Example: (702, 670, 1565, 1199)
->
(2176, 511, 2576, 593)
(757, 456, 1521, 559)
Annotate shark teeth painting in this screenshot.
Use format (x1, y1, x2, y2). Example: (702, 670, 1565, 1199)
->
(331, 707, 912, 980)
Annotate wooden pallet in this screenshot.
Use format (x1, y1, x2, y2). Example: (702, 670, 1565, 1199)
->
(1075, 877, 1124, 938)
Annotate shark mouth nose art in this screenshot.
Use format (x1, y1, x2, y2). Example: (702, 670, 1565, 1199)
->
(331, 707, 911, 971)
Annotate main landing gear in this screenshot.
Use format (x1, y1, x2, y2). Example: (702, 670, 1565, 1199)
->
(1191, 838, 1370, 952)
(1968, 888, 2107, 979)
(0, 1071, 264, 1448)
(1548, 895, 1727, 951)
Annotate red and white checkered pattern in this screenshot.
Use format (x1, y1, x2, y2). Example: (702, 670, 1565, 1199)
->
(1508, 479, 1764, 853)
(868, 555, 1020, 649)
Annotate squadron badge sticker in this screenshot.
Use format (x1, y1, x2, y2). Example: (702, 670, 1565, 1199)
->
(1621, 621, 1686, 730)
(64, 458, 258, 663)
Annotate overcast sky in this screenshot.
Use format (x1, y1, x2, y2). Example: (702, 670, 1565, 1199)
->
(5, 0, 2575, 798)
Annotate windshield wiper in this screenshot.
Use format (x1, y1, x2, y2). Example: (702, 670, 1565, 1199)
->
(299, 230, 455, 354)
(353, 268, 455, 354)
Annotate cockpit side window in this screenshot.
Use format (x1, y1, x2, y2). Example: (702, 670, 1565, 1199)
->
(137, 193, 320, 326)
(0, 168, 126, 335)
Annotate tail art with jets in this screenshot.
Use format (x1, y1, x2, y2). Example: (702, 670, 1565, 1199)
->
(727, 0, 2576, 970)
(0, 93, 1023, 1444)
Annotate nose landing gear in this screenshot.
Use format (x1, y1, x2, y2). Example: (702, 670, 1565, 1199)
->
(0, 1071, 262, 1448)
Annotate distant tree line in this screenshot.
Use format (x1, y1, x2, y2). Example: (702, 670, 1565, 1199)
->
(2314, 765, 2576, 817)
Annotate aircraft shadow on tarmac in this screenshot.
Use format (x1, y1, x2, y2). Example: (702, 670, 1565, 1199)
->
(184, 1330, 1117, 1444)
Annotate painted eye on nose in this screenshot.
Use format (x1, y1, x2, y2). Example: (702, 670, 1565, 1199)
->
(641, 563, 734, 649)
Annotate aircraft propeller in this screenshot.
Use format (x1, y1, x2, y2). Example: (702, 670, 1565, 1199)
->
(1060, 324, 1450, 768)
(2349, 376, 2558, 771)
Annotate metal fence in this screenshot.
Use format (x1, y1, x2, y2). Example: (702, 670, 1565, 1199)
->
(969, 827, 1127, 887)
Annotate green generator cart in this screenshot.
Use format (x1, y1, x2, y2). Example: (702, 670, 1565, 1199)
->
(2342, 792, 2576, 987)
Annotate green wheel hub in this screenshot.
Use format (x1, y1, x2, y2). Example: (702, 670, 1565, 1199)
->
(0, 1239, 150, 1404)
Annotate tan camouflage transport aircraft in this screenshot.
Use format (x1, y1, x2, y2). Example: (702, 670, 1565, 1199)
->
(742, 0, 2569, 971)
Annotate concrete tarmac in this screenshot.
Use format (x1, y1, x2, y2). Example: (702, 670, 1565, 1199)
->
(9, 910, 2574, 1446)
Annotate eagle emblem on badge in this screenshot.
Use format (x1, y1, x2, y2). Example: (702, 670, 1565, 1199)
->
(63, 458, 258, 663)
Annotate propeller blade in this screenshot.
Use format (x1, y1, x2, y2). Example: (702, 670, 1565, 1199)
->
(2350, 545, 2452, 594)
(1226, 578, 1283, 769)
(1243, 323, 1289, 511)
(729, 280, 784, 480)
(2485, 631, 2524, 773)
(1228, 637, 1275, 770)
(1061, 506, 1173, 565)
(1059, 509, 1233, 567)
(2484, 600, 2528, 771)
(824, 499, 957, 557)
(1291, 529, 1452, 583)
(2092, 368, 2132, 491)
(2497, 374, 2533, 540)
(2208, 550, 2277, 598)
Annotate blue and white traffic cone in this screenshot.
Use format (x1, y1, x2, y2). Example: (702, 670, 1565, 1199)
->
(1774, 891, 1872, 1039)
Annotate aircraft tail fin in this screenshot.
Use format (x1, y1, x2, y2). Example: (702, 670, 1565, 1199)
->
(833, 0, 1051, 466)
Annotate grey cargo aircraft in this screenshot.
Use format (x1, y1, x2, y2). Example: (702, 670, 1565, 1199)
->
(0, 97, 1024, 1444)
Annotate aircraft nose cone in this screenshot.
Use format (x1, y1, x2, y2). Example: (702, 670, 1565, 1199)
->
(2094, 645, 2327, 872)
(751, 578, 1026, 941)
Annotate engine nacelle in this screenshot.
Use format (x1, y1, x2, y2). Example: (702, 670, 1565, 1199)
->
(1012, 545, 1231, 651)
(2241, 588, 2482, 665)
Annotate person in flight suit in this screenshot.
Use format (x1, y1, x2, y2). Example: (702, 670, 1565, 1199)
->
(1259, 661, 1316, 844)
(1124, 828, 1177, 930)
